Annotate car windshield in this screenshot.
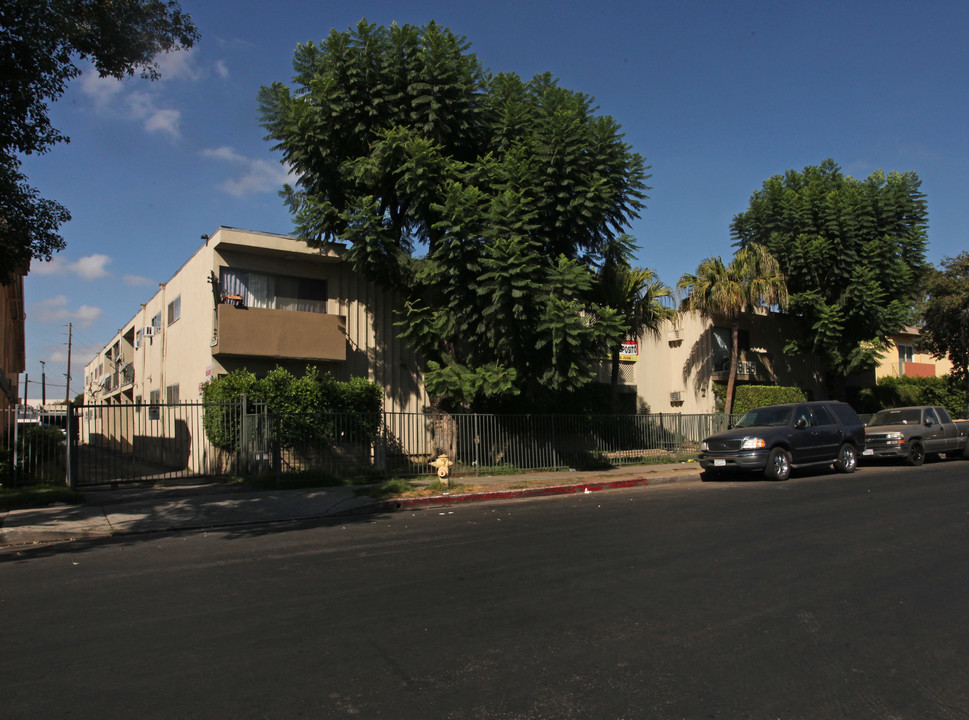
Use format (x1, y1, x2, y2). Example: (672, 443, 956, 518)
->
(734, 407, 792, 428)
(869, 408, 922, 426)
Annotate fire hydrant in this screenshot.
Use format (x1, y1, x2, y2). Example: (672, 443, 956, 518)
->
(429, 453, 454, 487)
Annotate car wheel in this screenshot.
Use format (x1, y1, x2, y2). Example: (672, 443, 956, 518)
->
(905, 440, 925, 466)
(764, 447, 791, 481)
(700, 469, 721, 482)
(833, 443, 857, 473)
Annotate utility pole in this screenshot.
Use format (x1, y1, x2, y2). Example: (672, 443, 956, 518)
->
(40, 360, 46, 405)
(64, 322, 72, 404)
(23, 373, 28, 404)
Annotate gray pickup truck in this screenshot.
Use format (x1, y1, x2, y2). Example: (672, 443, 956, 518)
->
(863, 406, 969, 465)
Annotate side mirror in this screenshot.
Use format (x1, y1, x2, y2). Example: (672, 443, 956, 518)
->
(925, 419, 934, 427)
(795, 418, 807, 430)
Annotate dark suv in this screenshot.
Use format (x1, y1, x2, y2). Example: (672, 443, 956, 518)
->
(698, 401, 866, 481)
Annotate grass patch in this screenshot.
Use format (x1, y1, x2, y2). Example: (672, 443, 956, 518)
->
(355, 478, 479, 500)
(0, 484, 84, 511)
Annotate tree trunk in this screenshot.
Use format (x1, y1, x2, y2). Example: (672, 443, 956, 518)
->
(725, 319, 740, 417)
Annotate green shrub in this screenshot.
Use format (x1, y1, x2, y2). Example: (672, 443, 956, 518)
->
(202, 366, 384, 450)
(854, 375, 967, 418)
(713, 384, 807, 415)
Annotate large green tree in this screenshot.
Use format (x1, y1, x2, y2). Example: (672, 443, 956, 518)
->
(259, 20, 650, 411)
(678, 243, 788, 416)
(0, 0, 199, 281)
(918, 253, 969, 417)
(730, 160, 929, 393)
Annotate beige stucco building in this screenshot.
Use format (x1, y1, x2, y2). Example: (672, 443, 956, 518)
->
(875, 326, 952, 379)
(83, 227, 428, 414)
(84, 226, 838, 422)
(607, 309, 827, 414)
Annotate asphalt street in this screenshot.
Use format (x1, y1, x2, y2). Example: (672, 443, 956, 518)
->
(3, 459, 968, 719)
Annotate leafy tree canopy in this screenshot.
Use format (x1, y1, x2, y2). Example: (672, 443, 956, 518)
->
(918, 252, 969, 416)
(260, 20, 652, 411)
(731, 159, 929, 386)
(0, 0, 199, 281)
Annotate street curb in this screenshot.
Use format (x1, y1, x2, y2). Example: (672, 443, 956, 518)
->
(368, 473, 696, 513)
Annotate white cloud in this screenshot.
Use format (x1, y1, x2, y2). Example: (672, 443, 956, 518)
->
(202, 146, 295, 196)
(124, 274, 156, 287)
(127, 91, 182, 139)
(79, 72, 124, 104)
(72, 254, 112, 280)
(77, 63, 184, 140)
(215, 59, 230, 79)
(32, 254, 112, 280)
(31, 296, 103, 328)
(154, 48, 201, 81)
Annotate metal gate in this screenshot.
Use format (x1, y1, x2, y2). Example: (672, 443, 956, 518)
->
(70, 401, 241, 488)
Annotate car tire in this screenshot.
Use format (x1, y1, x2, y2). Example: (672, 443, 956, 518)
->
(905, 440, 925, 466)
(764, 447, 791, 481)
(834, 443, 857, 473)
(700, 470, 721, 482)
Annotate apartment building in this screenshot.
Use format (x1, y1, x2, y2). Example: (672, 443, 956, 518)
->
(876, 326, 952, 379)
(85, 226, 832, 420)
(611, 310, 827, 414)
(83, 227, 427, 414)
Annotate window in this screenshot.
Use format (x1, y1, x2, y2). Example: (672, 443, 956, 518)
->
(898, 344, 915, 363)
(811, 405, 835, 426)
(167, 296, 181, 325)
(135, 327, 144, 348)
(151, 313, 162, 330)
(925, 407, 940, 425)
(219, 268, 327, 313)
(166, 384, 180, 404)
(712, 327, 750, 372)
(149, 389, 161, 405)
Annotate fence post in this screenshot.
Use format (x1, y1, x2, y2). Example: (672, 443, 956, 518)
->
(65, 404, 75, 489)
(11, 404, 20, 487)
(271, 408, 281, 487)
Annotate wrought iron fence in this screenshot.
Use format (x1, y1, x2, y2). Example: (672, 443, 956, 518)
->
(272, 410, 732, 480)
(2, 401, 732, 488)
(1, 407, 68, 486)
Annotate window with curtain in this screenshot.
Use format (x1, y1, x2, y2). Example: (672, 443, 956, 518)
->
(220, 268, 327, 313)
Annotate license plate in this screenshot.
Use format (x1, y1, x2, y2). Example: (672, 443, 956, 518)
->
(863, 449, 874, 456)
(714, 459, 726, 467)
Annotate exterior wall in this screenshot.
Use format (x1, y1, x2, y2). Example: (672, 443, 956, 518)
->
(0, 270, 26, 423)
(631, 310, 826, 414)
(83, 227, 427, 415)
(875, 327, 952, 379)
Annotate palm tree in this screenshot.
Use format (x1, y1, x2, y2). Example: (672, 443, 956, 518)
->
(678, 243, 788, 416)
(600, 264, 677, 413)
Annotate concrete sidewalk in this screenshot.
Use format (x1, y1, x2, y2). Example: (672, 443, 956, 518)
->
(0, 461, 701, 547)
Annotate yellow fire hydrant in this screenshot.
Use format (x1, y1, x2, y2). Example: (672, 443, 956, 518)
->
(429, 453, 454, 487)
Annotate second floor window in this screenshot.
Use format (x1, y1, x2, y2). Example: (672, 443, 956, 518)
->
(168, 296, 181, 325)
(898, 344, 915, 363)
(220, 268, 327, 314)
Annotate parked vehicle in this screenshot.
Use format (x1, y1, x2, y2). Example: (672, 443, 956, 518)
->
(862, 406, 969, 465)
(698, 401, 866, 481)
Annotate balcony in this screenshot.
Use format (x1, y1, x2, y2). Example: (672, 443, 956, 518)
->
(212, 305, 347, 362)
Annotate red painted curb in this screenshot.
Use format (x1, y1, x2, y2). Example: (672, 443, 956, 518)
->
(375, 476, 654, 512)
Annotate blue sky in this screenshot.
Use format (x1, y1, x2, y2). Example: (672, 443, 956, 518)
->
(20, 0, 969, 402)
